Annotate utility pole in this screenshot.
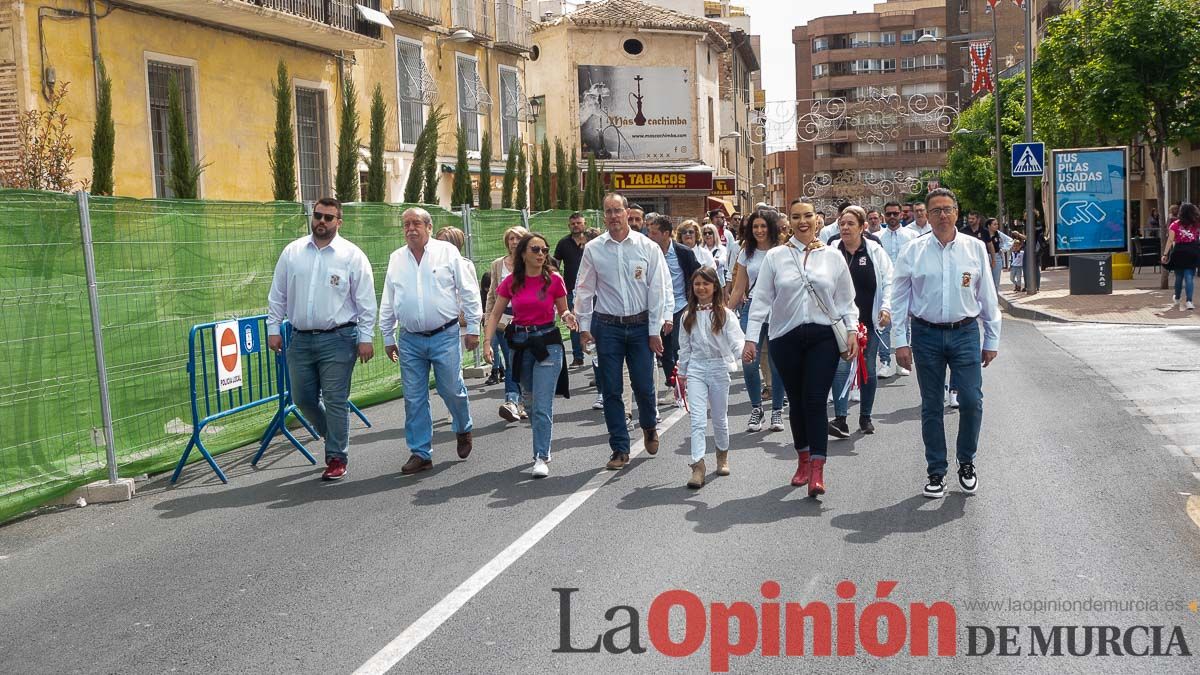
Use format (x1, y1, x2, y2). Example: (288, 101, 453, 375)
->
(1022, 0, 1038, 294)
(991, 7, 1006, 228)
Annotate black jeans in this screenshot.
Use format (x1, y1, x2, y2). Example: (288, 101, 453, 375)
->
(661, 308, 686, 381)
(769, 323, 840, 458)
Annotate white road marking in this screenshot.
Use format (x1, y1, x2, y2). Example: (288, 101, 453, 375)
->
(351, 408, 689, 675)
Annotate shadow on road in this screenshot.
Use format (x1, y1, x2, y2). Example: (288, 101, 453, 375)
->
(829, 494, 969, 544)
(616, 483, 829, 533)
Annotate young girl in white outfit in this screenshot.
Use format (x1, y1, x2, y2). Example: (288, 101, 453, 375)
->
(677, 267, 746, 488)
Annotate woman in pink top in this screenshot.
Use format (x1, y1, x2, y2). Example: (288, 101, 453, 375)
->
(484, 233, 579, 477)
(1162, 203, 1200, 311)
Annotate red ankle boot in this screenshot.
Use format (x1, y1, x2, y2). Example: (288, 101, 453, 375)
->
(791, 450, 811, 487)
(808, 458, 826, 497)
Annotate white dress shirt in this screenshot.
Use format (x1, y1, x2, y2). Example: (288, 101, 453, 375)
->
(678, 307, 746, 375)
(693, 244, 715, 269)
(267, 234, 377, 343)
(907, 221, 932, 237)
(574, 229, 670, 335)
(819, 222, 842, 243)
(890, 230, 1002, 351)
(379, 238, 482, 346)
(879, 224, 918, 264)
(746, 238, 858, 342)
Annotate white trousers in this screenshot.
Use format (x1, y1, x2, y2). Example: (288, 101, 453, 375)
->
(686, 358, 731, 463)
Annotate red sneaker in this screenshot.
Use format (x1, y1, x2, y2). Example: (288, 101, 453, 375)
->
(322, 457, 347, 481)
(791, 450, 811, 487)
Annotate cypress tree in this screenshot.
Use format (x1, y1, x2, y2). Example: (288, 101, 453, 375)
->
(501, 137, 518, 209)
(90, 58, 115, 196)
(568, 147, 580, 211)
(365, 84, 387, 202)
(267, 61, 296, 201)
(540, 138, 552, 211)
(422, 108, 444, 204)
(334, 78, 360, 202)
(554, 139, 568, 210)
(584, 153, 602, 210)
(530, 151, 542, 211)
(166, 74, 201, 198)
(478, 131, 493, 209)
(515, 145, 528, 210)
(451, 125, 473, 207)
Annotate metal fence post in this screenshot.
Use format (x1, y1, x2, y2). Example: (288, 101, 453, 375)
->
(461, 204, 482, 367)
(520, 208, 530, 230)
(77, 191, 119, 484)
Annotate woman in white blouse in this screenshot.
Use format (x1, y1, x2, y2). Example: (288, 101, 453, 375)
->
(743, 198, 858, 498)
(699, 223, 728, 280)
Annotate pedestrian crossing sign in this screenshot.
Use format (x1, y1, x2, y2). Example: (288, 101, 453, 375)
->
(1012, 142, 1045, 177)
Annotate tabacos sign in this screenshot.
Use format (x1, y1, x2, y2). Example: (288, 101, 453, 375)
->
(603, 170, 713, 191)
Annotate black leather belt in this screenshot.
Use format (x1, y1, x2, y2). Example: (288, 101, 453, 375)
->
(510, 322, 557, 333)
(412, 319, 458, 337)
(294, 322, 356, 334)
(594, 311, 649, 325)
(913, 316, 977, 330)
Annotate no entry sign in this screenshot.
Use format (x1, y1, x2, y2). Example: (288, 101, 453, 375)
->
(215, 320, 243, 392)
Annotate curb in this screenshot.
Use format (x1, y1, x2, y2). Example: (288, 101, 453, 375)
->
(998, 294, 1071, 323)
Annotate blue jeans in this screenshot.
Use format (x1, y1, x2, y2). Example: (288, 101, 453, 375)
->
(911, 321, 983, 476)
(496, 328, 521, 403)
(567, 291, 584, 361)
(489, 333, 505, 375)
(739, 301, 784, 411)
(397, 325, 474, 459)
(833, 328, 881, 418)
(593, 319, 657, 453)
(510, 330, 563, 460)
(286, 326, 359, 462)
(1174, 267, 1195, 302)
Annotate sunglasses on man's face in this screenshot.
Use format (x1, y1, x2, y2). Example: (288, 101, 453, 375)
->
(528, 246, 549, 254)
(313, 213, 338, 223)
(884, 211, 901, 217)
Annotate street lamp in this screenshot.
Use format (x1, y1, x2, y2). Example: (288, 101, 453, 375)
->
(720, 131, 742, 212)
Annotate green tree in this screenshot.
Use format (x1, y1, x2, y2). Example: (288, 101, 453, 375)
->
(478, 131, 493, 209)
(334, 78, 360, 202)
(166, 75, 202, 198)
(540, 138, 552, 211)
(554, 139, 568, 210)
(422, 108, 445, 204)
(515, 144, 528, 210)
(530, 151, 542, 210)
(501, 137, 518, 208)
(1037, 0, 1200, 286)
(365, 84, 387, 202)
(584, 152, 602, 210)
(451, 125, 474, 207)
(267, 61, 296, 201)
(90, 58, 115, 196)
(942, 75, 1030, 221)
(568, 148, 580, 211)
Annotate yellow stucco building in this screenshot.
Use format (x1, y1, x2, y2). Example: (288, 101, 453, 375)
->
(0, 0, 534, 204)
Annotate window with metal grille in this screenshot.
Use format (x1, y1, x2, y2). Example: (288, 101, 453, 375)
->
(295, 87, 330, 202)
(396, 39, 426, 145)
(147, 61, 197, 198)
(499, 66, 521, 154)
(457, 55, 482, 152)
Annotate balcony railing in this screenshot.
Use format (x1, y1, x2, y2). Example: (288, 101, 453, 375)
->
(495, 1, 532, 53)
(121, 1, 385, 50)
(451, 0, 492, 39)
(391, 0, 442, 26)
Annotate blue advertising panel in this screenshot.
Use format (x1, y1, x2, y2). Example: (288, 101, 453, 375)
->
(1050, 147, 1128, 255)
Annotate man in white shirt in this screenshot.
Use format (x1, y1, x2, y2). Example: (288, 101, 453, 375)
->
(818, 211, 841, 243)
(577, 193, 670, 470)
(379, 207, 482, 475)
(267, 197, 377, 481)
(906, 202, 932, 237)
(877, 201, 917, 378)
(866, 208, 882, 234)
(892, 188, 1001, 500)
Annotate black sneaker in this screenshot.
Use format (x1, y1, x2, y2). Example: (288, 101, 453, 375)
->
(858, 416, 875, 434)
(827, 416, 850, 439)
(957, 462, 977, 493)
(923, 473, 945, 499)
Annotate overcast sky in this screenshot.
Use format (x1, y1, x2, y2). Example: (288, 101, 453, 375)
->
(741, 0, 880, 102)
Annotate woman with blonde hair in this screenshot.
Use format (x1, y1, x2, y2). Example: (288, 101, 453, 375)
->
(698, 223, 729, 280)
(676, 219, 715, 268)
(487, 225, 529, 421)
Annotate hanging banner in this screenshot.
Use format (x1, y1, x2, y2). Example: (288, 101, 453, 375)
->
(578, 65, 694, 161)
(1050, 147, 1129, 255)
(969, 40, 994, 95)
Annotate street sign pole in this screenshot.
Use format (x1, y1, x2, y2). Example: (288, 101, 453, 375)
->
(1023, 0, 1038, 294)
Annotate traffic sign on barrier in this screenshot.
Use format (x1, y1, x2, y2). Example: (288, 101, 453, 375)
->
(215, 321, 242, 392)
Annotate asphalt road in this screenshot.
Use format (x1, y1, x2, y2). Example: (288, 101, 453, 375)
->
(1, 319, 1199, 674)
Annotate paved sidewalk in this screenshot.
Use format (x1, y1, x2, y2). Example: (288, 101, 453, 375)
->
(999, 266, 1199, 325)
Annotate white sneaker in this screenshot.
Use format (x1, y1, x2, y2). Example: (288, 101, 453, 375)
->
(1189, 301, 1196, 311)
(878, 361, 895, 379)
(898, 366, 911, 377)
(850, 389, 861, 402)
(949, 390, 959, 409)
(746, 407, 765, 432)
(531, 458, 549, 478)
(769, 409, 785, 432)
(499, 401, 521, 422)
(592, 394, 604, 410)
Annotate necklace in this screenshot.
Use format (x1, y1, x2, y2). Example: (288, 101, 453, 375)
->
(698, 303, 713, 311)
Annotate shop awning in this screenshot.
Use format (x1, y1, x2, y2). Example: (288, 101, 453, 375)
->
(707, 196, 735, 216)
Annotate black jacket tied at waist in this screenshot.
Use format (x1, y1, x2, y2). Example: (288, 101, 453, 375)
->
(505, 323, 571, 399)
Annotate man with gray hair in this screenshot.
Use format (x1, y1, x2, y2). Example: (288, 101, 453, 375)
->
(380, 207, 482, 475)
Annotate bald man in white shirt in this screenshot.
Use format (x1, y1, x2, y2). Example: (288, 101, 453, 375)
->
(892, 188, 1001, 499)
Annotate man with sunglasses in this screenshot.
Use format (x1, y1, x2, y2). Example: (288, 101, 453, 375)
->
(891, 189, 1001, 500)
(878, 201, 916, 378)
(267, 197, 377, 481)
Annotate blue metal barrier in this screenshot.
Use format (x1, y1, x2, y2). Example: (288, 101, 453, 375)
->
(172, 315, 315, 484)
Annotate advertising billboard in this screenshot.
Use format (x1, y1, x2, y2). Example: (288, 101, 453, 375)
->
(578, 65, 694, 161)
(1050, 147, 1129, 255)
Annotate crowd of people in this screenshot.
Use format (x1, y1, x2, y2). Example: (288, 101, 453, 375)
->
(266, 188, 1002, 501)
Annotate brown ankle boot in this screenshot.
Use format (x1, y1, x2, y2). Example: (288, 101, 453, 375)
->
(791, 450, 811, 487)
(687, 459, 706, 489)
(808, 457, 826, 497)
(715, 450, 730, 476)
